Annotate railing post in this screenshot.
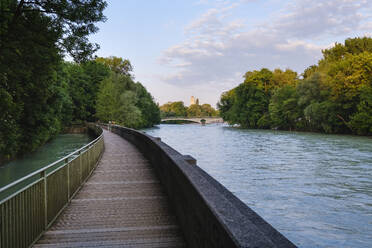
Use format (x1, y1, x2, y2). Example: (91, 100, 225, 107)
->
(66, 158, 70, 199)
(183, 155, 197, 165)
(88, 146, 91, 172)
(41, 170, 48, 229)
(79, 150, 82, 183)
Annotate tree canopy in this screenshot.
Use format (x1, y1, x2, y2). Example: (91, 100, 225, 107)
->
(95, 61, 160, 129)
(160, 101, 218, 118)
(0, 0, 107, 163)
(218, 37, 372, 135)
(0, 1, 160, 164)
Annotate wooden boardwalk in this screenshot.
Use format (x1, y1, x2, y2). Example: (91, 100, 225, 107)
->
(34, 130, 186, 248)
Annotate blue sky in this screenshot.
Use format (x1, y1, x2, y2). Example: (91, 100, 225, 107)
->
(91, 0, 372, 107)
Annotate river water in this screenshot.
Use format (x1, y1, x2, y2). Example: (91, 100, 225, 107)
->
(144, 123, 372, 248)
(0, 133, 93, 189)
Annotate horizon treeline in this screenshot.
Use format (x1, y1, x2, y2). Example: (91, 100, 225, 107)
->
(218, 37, 372, 136)
(0, 0, 159, 163)
(160, 101, 219, 118)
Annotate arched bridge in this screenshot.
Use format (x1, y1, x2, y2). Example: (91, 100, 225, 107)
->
(161, 117, 224, 124)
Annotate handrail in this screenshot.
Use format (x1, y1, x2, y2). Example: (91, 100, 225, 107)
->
(0, 130, 102, 194)
(0, 124, 105, 248)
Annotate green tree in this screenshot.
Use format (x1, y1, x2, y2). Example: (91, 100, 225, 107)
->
(272, 69, 298, 88)
(269, 85, 300, 130)
(160, 101, 187, 117)
(66, 61, 109, 122)
(219, 37, 372, 136)
(134, 83, 161, 127)
(201, 104, 217, 117)
(96, 70, 160, 128)
(0, 0, 107, 161)
(349, 86, 372, 135)
(187, 104, 202, 117)
(96, 56, 133, 76)
(232, 82, 269, 128)
(217, 89, 235, 121)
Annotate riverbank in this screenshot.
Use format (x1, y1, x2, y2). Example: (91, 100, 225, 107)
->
(230, 124, 372, 138)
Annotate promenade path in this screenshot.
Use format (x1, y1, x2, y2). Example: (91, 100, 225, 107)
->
(34, 130, 186, 247)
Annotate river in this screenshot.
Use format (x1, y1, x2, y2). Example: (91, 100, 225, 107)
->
(0, 133, 94, 190)
(144, 123, 372, 248)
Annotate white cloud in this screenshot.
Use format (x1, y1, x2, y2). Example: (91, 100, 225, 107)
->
(158, 0, 372, 103)
(271, 0, 372, 38)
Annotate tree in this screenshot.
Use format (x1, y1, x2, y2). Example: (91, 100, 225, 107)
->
(272, 69, 298, 88)
(269, 85, 300, 130)
(1, 0, 107, 62)
(218, 37, 372, 135)
(134, 83, 161, 127)
(96, 56, 133, 76)
(96, 67, 160, 129)
(66, 61, 109, 122)
(232, 82, 269, 128)
(349, 86, 372, 135)
(0, 0, 107, 161)
(201, 104, 217, 117)
(159, 101, 187, 117)
(187, 104, 202, 117)
(217, 89, 235, 121)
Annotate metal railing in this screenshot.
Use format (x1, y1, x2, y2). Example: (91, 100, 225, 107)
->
(0, 127, 104, 248)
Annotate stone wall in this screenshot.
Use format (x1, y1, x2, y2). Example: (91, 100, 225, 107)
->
(107, 124, 296, 248)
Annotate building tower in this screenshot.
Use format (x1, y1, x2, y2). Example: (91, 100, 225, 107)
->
(190, 96, 196, 105)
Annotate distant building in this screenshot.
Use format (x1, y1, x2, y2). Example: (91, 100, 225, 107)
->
(190, 96, 196, 105)
(190, 96, 200, 105)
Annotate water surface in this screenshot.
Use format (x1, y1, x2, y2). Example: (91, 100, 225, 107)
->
(144, 124, 372, 248)
(0, 133, 93, 189)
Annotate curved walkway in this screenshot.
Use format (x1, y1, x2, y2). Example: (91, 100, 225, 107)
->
(34, 130, 186, 247)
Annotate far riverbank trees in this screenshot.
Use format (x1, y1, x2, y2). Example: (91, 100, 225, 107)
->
(218, 37, 372, 136)
(160, 101, 219, 118)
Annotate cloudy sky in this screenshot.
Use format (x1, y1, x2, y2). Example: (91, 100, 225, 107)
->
(91, 0, 372, 107)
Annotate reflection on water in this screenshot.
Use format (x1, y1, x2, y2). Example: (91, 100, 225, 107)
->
(144, 123, 372, 248)
(0, 133, 93, 188)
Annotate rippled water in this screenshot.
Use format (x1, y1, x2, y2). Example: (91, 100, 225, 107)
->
(144, 124, 372, 248)
(0, 133, 93, 189)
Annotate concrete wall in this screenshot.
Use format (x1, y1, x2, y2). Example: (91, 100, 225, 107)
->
(107, 124, 296, 248)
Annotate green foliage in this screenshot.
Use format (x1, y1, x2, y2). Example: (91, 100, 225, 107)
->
(0, 0, 107, 162)
(160, 101, 187, 117)
(349, 86, 372, 135)
(65, 61, 110, 122)
(200, 104, 217, 117)
(218, 37, 372, 135)
(269, 85, 300, 130)
(160, 101, 218, 118)
(134, 83, 161, 127)
(217, 90, 235, 121)
(187, 104, 202, 117)
(96, 72, 160, 129)
(233, 82, 269, 128)
(96, 56, 133, 76)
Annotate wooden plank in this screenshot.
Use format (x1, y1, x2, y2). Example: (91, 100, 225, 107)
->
(34, 130, 186, 248)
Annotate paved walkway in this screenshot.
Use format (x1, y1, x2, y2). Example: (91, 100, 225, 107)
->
(34, 130, 186, 247)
